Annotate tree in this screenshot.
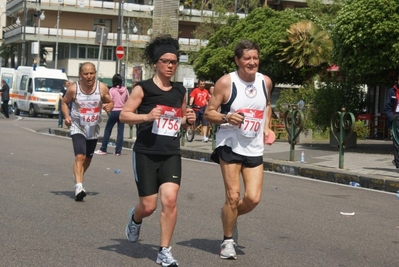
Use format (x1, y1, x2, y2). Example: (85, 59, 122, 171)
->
(193, 7, 314, 84)
(0, 43, 17, 68)
(331, 0, 399, 85)
(278, 20, 332, 70)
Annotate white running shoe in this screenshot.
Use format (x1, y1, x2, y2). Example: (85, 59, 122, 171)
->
(125, 207, 141, 243)
(94, 149, 107, 155)
(156, 246, 179, 266)
(219, 239, 237, 260)
(201, 137, 209, 143)
(74, 185, 86, 201)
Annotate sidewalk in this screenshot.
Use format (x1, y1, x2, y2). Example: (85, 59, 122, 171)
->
(49, 117, 399, 193)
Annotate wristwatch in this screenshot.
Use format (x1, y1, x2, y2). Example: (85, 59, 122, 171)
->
(222, 115, 227, 123)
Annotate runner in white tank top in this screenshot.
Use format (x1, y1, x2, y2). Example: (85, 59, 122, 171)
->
(70, 80, 101, 139)
(215, 71, 267, 157)
(62, 62, 113, 201)
(204, 40, 274, 260)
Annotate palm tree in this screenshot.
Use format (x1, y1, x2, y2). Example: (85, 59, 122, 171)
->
(278, 20, 332, 69)
(0, 43, 17, 67)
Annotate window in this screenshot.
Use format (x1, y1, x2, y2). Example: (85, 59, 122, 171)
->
(59, 45, 70, 60)
(34, 78, 64, 93)
(1, 73, 13, 88)
(87, 47, 99, 59)
(20, 75, 28, 91)
(77, 45, 113, 60)
(102, 47, 113, 60)
(78, 46, 86, 58)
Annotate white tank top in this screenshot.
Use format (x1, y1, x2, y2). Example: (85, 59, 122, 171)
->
(215, 71, 267, 157)
(70, 81, 102, 139)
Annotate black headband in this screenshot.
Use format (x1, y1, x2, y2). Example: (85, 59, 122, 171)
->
(153, 44, 178, 63)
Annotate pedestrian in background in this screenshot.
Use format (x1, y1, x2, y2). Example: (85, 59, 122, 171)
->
(384, 74, 399, 172)
(58, 79, 73, 128)
(120, 34, 195, 267)
(0, 79, 10, 119)
(205, 40, 274, 260)
(62, 62, 113, 201)
(95, 73, 129, 156)
(189, 78, 210, 142)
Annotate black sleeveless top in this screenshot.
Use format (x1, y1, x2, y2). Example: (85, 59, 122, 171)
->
(133, 78, 186, 155)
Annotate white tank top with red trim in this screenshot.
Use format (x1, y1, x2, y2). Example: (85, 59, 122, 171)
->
(70, 81, 102, 140)
(215, 71, 267, 157)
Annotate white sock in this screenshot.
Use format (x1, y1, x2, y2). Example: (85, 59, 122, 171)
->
(75, 183, 83, 189)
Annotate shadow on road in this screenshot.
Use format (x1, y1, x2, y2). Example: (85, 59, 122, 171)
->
(98, 239, 158, 261)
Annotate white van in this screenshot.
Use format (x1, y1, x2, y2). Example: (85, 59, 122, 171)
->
(0, 67, 17, 110)
(12, 66, 68, 117)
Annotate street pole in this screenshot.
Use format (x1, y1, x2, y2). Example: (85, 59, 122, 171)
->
(126, 18, 129, 67)
(21, 0, 27, 66)
(36, 11, 45, 66)
(97, 26, 104, 77)
(115, 0, 123, 74)
(55, 0, 62, 69)
(37, 17, 41, 65)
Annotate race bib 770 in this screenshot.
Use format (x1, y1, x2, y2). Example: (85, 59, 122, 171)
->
(234, 108, 264, 137)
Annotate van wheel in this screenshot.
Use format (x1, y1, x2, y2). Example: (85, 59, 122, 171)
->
(28, 105, 37, 117)
(14, 103, 20, 116)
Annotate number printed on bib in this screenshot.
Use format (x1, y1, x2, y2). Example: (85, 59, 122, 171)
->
(152, 105, 182, 137)
(79, 106, 101, 126)
(235, 108, 264, 137)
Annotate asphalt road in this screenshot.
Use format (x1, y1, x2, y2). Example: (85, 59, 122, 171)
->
(1, 116, 399, 267)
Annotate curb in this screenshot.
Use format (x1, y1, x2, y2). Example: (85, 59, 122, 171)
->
(48, 128, 399, 193)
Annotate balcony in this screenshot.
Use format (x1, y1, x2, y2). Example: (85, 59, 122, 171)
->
(3, 25, 208, 50)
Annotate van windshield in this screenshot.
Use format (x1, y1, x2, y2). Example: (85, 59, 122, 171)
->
(35, 78, 65, 93)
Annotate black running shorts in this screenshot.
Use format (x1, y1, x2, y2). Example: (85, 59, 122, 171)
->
(71, 134, 97, 159)
(211, 145, 263, 168)
(132, 152, 182, 197)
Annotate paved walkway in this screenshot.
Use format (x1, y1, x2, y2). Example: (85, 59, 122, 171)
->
(50, 116, 399, 193)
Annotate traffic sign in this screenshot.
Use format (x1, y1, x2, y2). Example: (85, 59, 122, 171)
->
(116, 45, 124, 60)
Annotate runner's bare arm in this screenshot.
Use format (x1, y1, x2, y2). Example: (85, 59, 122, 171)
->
(100, 82, 113, 112)
(205, 75, 244, 126)
(182, 94, 195, 127)
(120, 85, 161, 124)
(61, 83, 76, 126)
(264, 75, 273, 134)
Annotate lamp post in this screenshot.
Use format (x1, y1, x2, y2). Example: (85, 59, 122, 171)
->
(125, 18, 138, 66)
(55, 0, 63, 69)
(115, 0, 123, 74)
(34, 10, 45, 66)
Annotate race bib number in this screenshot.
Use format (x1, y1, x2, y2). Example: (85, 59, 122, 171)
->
(152, 105, 182, 137)
(234, 108, 264, 137)
(79, 107, 100, 126)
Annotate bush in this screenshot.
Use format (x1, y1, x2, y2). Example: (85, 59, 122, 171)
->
(354, 120, 369, 140)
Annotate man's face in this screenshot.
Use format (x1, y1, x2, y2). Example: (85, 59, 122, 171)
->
(199, 81, 206, 90)
(235, 49, 259, 75)
(80, 64, 96, 86)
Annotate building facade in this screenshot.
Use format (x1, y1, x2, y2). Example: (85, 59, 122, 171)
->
(2, 0, 330, 87)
